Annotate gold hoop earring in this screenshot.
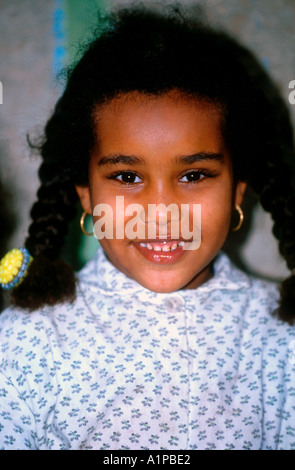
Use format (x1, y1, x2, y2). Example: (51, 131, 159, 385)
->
(80, 211, 94, 237)
(232, 204, 244, 232)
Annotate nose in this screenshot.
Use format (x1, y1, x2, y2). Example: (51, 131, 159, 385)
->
(142, 202, 180, 225)
(138, 185, 183, 238)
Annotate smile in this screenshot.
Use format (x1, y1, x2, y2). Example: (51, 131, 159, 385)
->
(133, 239, 187, 265)
(138, 241, 185, 251)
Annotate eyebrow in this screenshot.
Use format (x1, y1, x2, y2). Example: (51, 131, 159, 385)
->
(97, 152, 224, 167)
(176, 152, 224, 165)
(97, 154, 143, 166)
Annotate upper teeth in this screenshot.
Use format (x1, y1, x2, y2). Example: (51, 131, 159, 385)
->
(139, 241, 184, 251)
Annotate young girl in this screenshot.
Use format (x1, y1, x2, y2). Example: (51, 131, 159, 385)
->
(0, 6, 295, 451)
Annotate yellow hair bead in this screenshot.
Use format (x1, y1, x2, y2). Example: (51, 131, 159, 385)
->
(0, 248, 33, 290)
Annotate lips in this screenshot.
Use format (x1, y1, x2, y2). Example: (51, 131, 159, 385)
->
(133, 239, 187, 264)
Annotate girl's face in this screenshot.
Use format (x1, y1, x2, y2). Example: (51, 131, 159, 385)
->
(76, 90, 247, 292)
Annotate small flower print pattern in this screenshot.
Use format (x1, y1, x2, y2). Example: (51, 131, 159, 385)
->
(0, 247, 294, 450)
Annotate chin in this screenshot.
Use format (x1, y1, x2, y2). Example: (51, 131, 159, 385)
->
(145, 285, 179, 294)
(136, 275, 186, 293)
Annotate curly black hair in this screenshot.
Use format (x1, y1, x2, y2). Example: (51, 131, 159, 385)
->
(11, 5, 295, 323)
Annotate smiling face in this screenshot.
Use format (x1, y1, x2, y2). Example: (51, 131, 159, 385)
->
(76, 90, 247, 293)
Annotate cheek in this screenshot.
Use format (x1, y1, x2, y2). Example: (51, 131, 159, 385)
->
(198, 188, 234, 239)
(202, 203, 232, 236)
(91, 192, 143, 241)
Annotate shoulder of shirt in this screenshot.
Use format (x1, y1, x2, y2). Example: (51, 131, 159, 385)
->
(214, 252, 295, 333)
(196, 250, 280, 298)
(0, 290, 85, 342)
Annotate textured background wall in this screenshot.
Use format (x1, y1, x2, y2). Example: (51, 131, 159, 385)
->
(0, 0, 295, 307)
(0, 0, 58, 249)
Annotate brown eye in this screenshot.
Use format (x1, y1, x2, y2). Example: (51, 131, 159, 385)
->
(180, 171, 205, 182)
(115, 172, 141, 183)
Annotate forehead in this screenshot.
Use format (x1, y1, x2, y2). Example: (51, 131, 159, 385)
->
(92, 90, 227, 157)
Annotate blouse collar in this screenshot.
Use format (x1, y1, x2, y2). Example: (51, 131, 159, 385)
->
(78, 245, 251, 298)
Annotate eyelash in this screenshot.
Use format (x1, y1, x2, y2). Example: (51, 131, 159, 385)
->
(107, 170, 215, 184)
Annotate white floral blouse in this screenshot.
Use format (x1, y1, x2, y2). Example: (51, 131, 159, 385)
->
(0, 246, 294, 450)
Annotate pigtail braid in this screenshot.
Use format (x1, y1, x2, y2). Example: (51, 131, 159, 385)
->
(268, 188, 295, 324)
(248, 111, 295, 325)
(26, 168, 77, 259)
(11, 101, 80, 310)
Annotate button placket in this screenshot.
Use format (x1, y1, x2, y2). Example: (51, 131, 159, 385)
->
(163, 294, 185, 313)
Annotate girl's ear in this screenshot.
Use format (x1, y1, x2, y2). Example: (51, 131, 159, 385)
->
(234, 181, 247, 207)
(75, 185, 92, 214)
